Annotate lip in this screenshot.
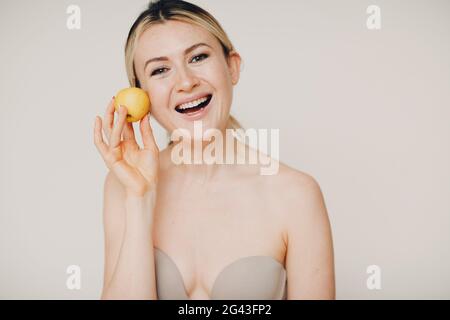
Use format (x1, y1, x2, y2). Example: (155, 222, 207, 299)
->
(176, 94, 213, 121)
(175, 93, 212, 110)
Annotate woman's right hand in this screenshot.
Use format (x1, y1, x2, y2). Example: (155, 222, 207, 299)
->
(94, 98, 159, 197)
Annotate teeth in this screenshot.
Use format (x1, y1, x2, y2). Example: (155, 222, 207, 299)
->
(177, 96, 208, 110)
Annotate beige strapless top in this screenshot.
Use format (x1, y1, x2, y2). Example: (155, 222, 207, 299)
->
(154, 247, 287, 300)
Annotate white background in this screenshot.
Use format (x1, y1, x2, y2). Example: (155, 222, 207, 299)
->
(0, 0, 449, 299)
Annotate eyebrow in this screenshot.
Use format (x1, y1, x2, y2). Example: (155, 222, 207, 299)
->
(143, 42, 212, 71)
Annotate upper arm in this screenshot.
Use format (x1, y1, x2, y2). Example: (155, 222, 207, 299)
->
(284, 174, 335, 299)
(101, 171, 126, 293)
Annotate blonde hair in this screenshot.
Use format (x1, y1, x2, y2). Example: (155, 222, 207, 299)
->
(124, 0, 244, 144)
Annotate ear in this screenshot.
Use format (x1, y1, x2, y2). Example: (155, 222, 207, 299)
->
(227, 51, 242, 86)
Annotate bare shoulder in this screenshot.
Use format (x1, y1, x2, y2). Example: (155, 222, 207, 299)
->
(269, 164, 335, 299)
(267, 161, 324, 199)
(263, 161, 328, 224)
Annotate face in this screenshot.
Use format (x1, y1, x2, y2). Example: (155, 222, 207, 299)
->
(134, 20, 241, 140)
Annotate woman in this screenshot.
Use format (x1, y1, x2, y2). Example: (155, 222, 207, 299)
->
(93, 0, 335, 300)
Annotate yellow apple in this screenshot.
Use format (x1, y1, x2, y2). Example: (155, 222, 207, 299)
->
(114, 87, 151, 122)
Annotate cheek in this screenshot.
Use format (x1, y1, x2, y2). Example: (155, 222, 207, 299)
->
(210, 61, 233, 88)
(147, 83, 170, 110)
(209, 63, 233, 96)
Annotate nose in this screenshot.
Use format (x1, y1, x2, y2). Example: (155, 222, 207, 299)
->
(175, 65, 200, 92)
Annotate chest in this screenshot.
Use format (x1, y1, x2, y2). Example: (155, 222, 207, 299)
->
(151, 177, 287, 298)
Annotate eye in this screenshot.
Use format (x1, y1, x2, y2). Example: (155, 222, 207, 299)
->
(151, 67, 169, 76)
(149, 54, 209, 77)
(190, 53, 209, 63)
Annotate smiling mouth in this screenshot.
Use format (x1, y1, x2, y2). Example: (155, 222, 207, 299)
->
(175, 94, 213, 114)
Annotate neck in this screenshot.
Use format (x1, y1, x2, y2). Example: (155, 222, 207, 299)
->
(162, 129, 248, 185)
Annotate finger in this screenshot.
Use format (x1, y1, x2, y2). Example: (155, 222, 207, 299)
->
(109, 105, 128, 148)
(94, 116, 109, 156)
(123, 121, 137, 143)
(140, 113, 158, 151)
(104, 98, 115, 140)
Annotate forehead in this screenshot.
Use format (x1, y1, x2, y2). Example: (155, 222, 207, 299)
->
(134, 20, 219, 62)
